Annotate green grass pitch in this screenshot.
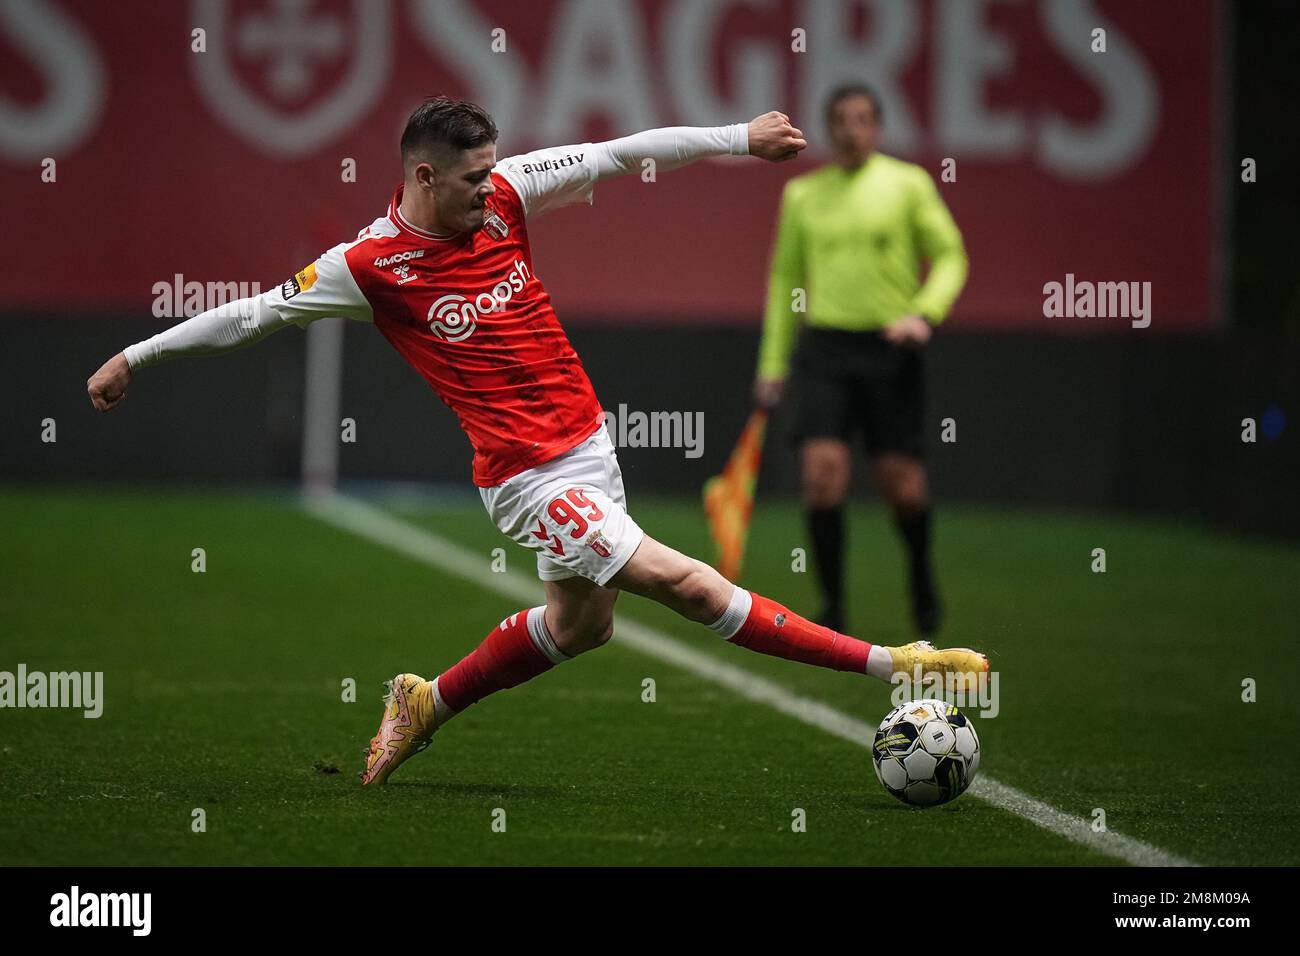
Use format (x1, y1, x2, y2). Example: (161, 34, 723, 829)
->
(1, 487, 1296, 866)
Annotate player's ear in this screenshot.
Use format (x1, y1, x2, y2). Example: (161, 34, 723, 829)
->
(413, 160, 437, 191)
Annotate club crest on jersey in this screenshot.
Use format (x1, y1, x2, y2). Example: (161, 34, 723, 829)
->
(483, 210, 509, 240)
(584, 529, 613, 558)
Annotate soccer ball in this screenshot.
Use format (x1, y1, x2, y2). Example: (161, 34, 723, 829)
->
(872, 699, 981, 807)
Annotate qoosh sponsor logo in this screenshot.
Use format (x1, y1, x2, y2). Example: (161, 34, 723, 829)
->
(427, 257, 532, 341)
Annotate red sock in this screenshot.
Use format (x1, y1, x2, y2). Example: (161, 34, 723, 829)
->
(437, 608, 563, 712)
(729, 592, 871, 673)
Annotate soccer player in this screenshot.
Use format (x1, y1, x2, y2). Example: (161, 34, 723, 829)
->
(87, 98, 986, 786)
(753, 84, 968, 637)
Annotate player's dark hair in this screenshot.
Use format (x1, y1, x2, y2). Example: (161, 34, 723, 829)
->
(401, 96, 499, 169)
(824, 83, 883, 125)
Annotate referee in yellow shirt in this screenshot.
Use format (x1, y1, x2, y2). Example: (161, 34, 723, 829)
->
(753, 85, 967, 636)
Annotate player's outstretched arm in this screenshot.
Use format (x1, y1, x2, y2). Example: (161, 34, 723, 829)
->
(496, 113, 807, 220)
(592, 111, 806, 179)
(87, 245, 372, 413)
(86, 293, 294, 412)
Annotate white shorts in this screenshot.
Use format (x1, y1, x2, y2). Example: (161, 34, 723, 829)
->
(478, 426, 645, 586)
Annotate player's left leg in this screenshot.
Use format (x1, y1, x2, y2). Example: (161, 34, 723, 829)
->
(873, 452, 941, 635)
(429, 575, 617, 721)
(607, 533, 983, 686)
(360, 579, 617, 786)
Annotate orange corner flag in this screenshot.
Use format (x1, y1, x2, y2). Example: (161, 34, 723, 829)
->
(703, 409, 768, 582)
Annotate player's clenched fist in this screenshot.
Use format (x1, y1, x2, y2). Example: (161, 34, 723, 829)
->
(87, 352, 132, 412)
(747, 111, 807, 162)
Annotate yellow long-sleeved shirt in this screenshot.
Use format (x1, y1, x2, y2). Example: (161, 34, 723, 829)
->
(758, 152, 968, 379)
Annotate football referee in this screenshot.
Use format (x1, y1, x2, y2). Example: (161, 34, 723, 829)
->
(753, 84, 967, 636)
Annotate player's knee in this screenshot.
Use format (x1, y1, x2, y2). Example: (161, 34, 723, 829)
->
(886, 472, 928, 512)
(801, 451, 849, 507)
(624, 541, 729, 622)
(804, 471, 848, 508)
(668, 559, 730, 622)
(803, 480, 846, 509)
(892, 486, 927, 513)
(876, 459, 924, 509)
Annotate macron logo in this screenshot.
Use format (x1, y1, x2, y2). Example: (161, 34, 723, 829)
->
(375, 249, 425, 268)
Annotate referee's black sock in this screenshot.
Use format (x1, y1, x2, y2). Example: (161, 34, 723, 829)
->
(894, 506, 941, 634)
(807, 505, 846, 629)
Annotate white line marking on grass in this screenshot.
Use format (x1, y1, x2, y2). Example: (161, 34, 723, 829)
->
(304, 492, 1197, 868)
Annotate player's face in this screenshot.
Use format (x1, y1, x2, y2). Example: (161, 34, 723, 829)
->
(436, 143, 498, 232)
(827, 95, 880, 166)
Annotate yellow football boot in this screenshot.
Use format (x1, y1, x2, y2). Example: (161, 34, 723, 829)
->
(887, 641, 989, 695)
(360, 673, 438, 786)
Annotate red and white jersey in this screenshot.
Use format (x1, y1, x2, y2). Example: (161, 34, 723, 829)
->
(271, 144, 606, 487)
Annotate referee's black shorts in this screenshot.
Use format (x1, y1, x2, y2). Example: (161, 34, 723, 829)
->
(788, 327, 925, 459)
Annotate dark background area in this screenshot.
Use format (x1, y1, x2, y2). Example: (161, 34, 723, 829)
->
(1232, 0, 1300, 332)
(5, 316, 1296, 538)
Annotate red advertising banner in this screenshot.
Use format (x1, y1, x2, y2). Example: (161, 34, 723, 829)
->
(0, 0, 1219, 328)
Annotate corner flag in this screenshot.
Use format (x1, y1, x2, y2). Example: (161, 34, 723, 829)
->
(703, 409, 768, 582)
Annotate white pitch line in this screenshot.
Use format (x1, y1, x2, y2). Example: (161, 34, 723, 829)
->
(304, 492, 1197, 868)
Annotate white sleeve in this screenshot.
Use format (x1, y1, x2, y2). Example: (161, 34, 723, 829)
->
(589, 123, 749, 179)
(494, 124, 749, 219)
(124, 242, 371, 370)
(494, 143, 599, 219)
(265, 241, 372, 329)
